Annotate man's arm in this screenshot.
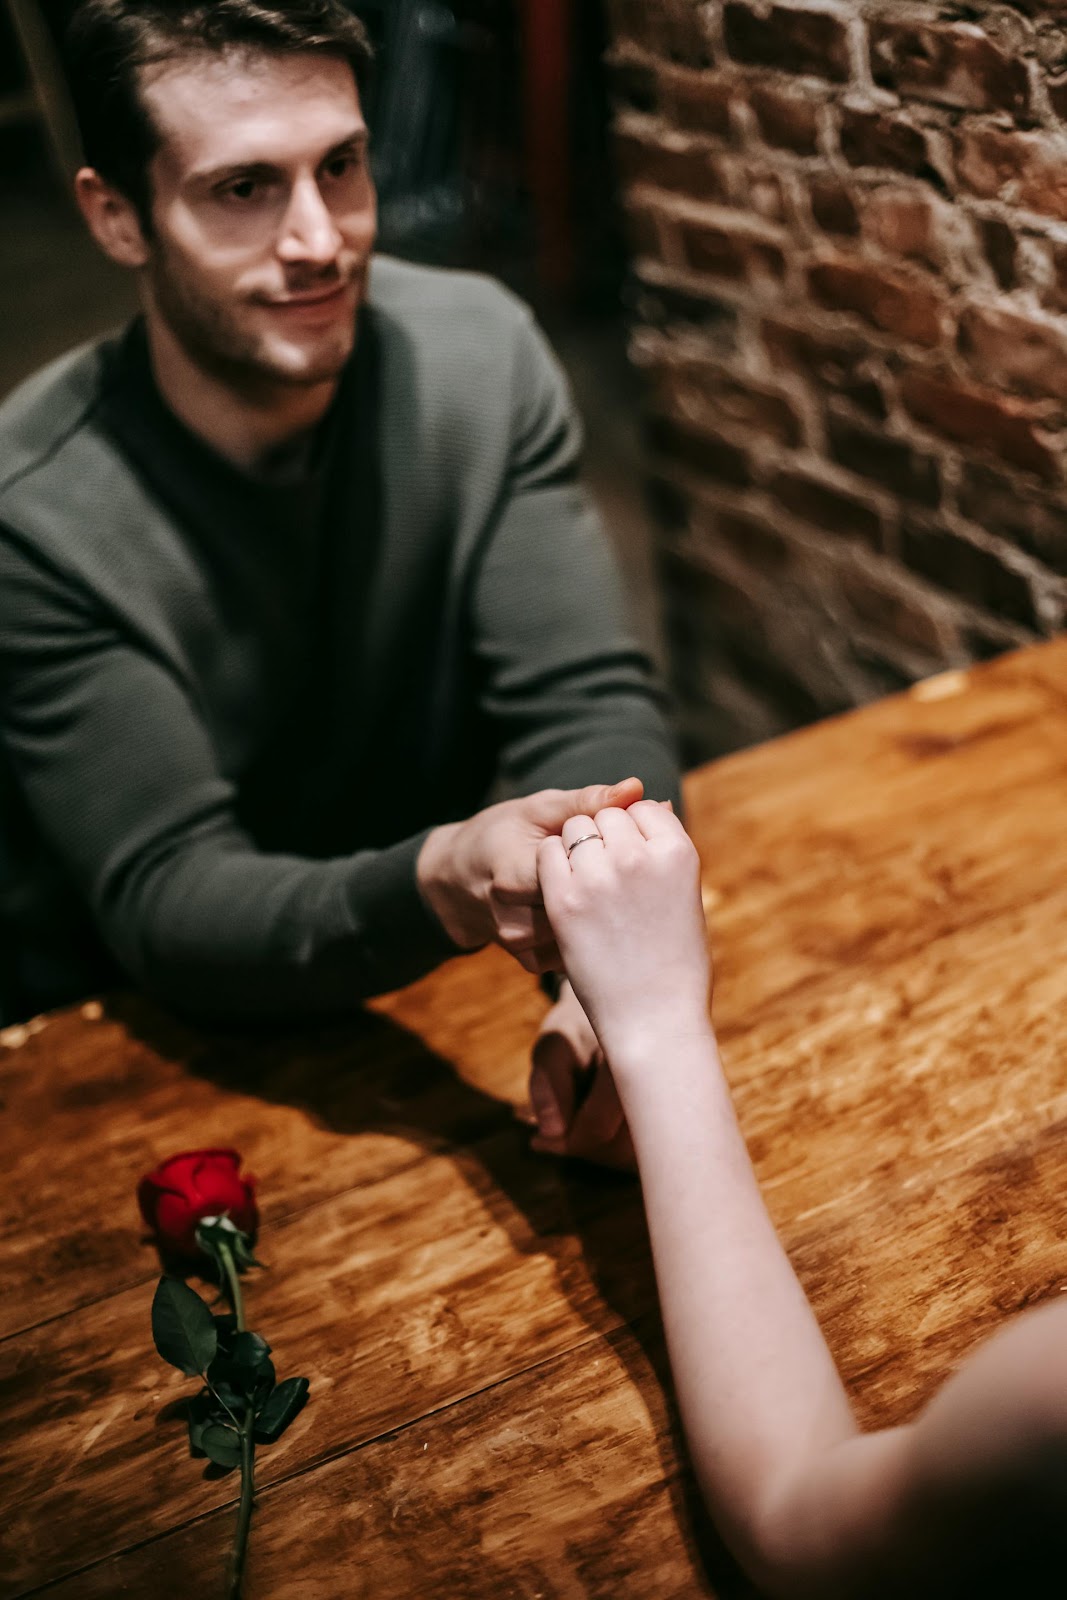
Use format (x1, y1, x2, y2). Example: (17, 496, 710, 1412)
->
(0, 535, 635, 1020)
(467, 302, 681, 810)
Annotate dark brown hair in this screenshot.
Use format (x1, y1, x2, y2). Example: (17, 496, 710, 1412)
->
(64, 0, 373, 221)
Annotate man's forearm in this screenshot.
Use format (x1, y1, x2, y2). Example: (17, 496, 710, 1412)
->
(101, 828, 456, 1021)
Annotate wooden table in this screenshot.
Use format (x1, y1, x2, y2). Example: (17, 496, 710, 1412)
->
(3, 639, 1067, 1599)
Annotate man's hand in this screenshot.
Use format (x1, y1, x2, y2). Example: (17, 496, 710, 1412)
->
(416, 777, 643, 974)
(527, 979, 635, 1169)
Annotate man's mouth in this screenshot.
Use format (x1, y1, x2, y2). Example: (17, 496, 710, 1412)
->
(268, 281, 351, 310)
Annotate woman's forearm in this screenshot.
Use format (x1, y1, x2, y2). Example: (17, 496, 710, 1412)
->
(609, 1025, 860, 1585)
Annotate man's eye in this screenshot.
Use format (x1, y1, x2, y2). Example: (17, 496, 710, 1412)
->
(324, 153, 360, 180)
(222, 178, 260, 202)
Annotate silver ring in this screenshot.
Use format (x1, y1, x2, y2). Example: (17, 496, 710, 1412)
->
(566, 831, 602, 859)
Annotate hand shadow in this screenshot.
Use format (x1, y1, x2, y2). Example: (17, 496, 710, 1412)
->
(109, 989, 757, 1599)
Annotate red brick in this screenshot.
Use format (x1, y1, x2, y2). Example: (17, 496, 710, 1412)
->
(978, 217, 1016, 290)
(955, 125, 1067, 225)
(735, 162, 789, 223)
(608, 0, 664, 59)
(614, 130, 726, 199)
(608, 54, 659, 115)
(761, 318, 887, 417)
(610, 0, 711, 67)
(770, 468, 883, 546)
(713, 506, 795, 572)
(958, 302, 1067, 403)
(862, 187, 948, 271)
(899, 516, 1041, 628)
(901, 371, 1060, 480)
(960, 614, 1034, 661)
(1045, 240, 1067, 315)
(646, 413, 754, 488)
(701, 154, 789, 222)
(958, 463, 1067, 575)
(621, 202, 663, 261)
(748, 82, 821, 153)
(1050, 73, 1067, 122)
(633, 277, 739, 352)
(665, 361, 803, 446)
(661, 545, 765, 636)
(996, 0, 1067, 16)
(658, 0, 715, 68)
(679, 216, 787, 283)
(827, 412, 941, 507)
(808, 257, 948, 347)
(838, 106, 943, 186)
(810, 177, 860, 236)
(837, 563, 953, 656)
(869, 20, 1031, 118)
(661, 66, 736, 138)
(722, 3, 851, 83)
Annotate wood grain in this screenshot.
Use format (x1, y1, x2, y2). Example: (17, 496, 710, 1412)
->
(3, 640, 1067, 1599)
(29, 1118, 1067, 1599)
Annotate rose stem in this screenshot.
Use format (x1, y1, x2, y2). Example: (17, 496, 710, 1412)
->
(216, 1238, 255, 1598)
(230, 1421, 256, 1600)
(216, 1238, 246, 1332)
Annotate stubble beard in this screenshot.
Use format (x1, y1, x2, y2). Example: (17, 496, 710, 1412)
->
(146, 245, 357, 397)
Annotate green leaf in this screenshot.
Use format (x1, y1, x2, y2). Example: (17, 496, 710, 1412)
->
(209, 1377, 248, 1417)
(200, 1423, 242, 1470)
(187, 1390, 214, 1455)
(151, 1278, 218, 1377)
(213, 1312, 238, 1349)
(254, 1376, 309, 1444)
(207, 1330, 273, 1405)
(230, 1331, 272, 1374)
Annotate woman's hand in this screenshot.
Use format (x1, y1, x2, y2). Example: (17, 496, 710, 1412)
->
(536, 800, 711, 1071)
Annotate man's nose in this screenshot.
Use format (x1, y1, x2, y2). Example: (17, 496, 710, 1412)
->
(276, 176, 342, 266)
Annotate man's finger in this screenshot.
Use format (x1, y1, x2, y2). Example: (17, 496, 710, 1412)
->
(536, 835, 571, 902)
(491, 897, 553, 950)
(514, 940, 561, 975)
(530, 1057, 624, 1159)
(570, 776, 643, 818)
(566, 1058, 626, 1155)
(529, 1028, 579, 1139)
(526, 777, 643, 835)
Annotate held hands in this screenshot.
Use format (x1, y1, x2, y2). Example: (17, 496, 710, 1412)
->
(537, 801, 711, 1071)
(416, 777, 644, 974)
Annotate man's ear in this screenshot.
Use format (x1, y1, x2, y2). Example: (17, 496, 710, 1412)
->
(74, 167, 150, 268)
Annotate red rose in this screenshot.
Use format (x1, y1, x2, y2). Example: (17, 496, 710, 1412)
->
(138, 1148, 259, 1259)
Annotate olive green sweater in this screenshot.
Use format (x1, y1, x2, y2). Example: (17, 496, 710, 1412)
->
(0, 256, 679, 1023)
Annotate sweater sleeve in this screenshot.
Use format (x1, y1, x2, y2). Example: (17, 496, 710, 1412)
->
(0, 535, 456, 1020)
(467, 307, 682, 809)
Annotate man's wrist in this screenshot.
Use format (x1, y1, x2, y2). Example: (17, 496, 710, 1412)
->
(415, 822, 482, 949)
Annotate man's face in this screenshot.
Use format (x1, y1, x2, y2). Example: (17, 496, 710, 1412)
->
(137, 49, 376, 390)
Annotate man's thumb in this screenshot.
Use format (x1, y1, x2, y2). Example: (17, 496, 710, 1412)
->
(570, 776, 644, 816)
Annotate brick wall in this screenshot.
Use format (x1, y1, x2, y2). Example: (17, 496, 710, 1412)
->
(606, 0, 1067, 758)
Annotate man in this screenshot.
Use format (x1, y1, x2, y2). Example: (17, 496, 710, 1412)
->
(0, 0, 680, 1164)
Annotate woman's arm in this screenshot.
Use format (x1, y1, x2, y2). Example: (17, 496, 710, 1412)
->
(537, 802, 885, 1588)
(538, 801, 1067, 1598)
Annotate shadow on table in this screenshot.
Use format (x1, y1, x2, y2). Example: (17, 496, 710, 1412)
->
(108, 992, 757, 1599)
